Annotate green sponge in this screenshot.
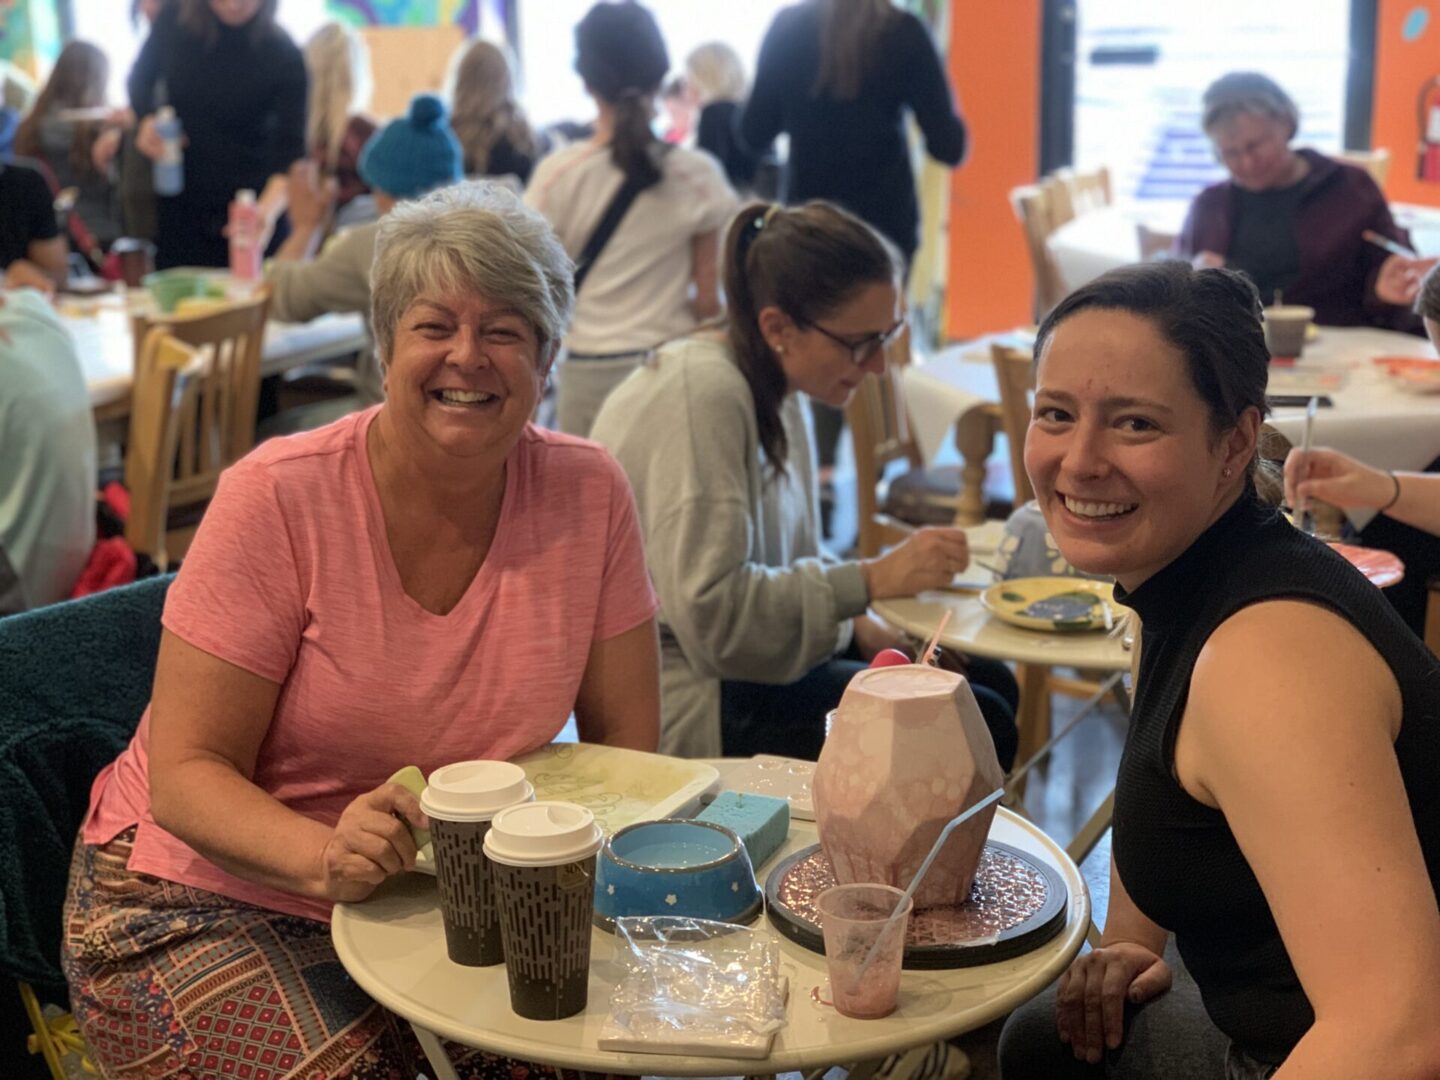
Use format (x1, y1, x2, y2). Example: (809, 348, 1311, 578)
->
(697, 790, 790, 870)
(387, 765, 431, 850)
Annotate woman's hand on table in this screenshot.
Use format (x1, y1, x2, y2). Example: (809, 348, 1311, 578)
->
(1055, 941, 1171, 1063)
(318, 783, 429, 902)
(1374, 253, 1439, 306)
(861, 526, 970, 599)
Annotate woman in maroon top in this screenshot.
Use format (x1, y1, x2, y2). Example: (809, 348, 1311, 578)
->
(303, 22, 376, 213)
(1175, 71, 1435, 330)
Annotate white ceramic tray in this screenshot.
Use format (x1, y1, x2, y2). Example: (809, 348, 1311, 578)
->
(412, 743, 718, 874)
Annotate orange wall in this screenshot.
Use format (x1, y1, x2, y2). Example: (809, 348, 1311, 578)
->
(1373, 0, 1440, 206)
(944, 2, 1041, 339)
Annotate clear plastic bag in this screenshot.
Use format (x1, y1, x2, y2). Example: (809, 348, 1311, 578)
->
(601, 916, 788, 1055)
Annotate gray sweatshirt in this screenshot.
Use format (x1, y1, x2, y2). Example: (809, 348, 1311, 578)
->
(591, 336, 869, 757)
(264, 221, 378, 325)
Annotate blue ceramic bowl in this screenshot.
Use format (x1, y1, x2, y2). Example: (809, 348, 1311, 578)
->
(593, 819, 762, 930)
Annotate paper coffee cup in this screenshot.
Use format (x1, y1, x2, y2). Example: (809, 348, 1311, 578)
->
(1263, 305, 1314, 359)
(484, 801, 603, 1020)
(421, 761, 535, 967)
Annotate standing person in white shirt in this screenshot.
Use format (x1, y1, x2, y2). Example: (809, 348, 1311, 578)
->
(524, 0, 736, 437)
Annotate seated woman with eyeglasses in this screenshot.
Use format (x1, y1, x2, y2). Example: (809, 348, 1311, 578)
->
(592, 201, 1018, 764)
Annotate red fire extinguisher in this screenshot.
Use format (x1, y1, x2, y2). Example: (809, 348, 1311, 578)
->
(1418, 76, 1440, 182)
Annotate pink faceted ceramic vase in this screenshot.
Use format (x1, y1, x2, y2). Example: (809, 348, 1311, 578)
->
(812, 664, 1004, 910)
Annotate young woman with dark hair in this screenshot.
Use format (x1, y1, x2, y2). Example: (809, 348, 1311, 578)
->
(524, 0, 736, 437)
(998, 261, 1440, 1079)
(592, 200, 1019, 765)
(130, 0, 306, 268)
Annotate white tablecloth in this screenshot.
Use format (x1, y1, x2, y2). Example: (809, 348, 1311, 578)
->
(904, 327, 1440, 526)
(1045, 201, 1440, 295)
(60, 294, 370, 412)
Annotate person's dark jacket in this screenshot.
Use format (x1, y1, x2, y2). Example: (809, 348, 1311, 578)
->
(1175, 148, 1419, 331)
(737, 1, 965, 262)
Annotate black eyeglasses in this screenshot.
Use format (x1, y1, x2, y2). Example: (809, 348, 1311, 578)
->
(799, 316, 907, 366)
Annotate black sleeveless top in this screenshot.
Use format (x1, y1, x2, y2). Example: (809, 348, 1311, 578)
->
(1112, 491, 1440, 1065)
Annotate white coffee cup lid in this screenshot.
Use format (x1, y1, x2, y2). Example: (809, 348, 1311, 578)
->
(420, 760, 534, 822)
(483, 801, 603, 867)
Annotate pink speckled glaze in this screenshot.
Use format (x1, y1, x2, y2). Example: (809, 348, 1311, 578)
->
(812, 665, 1004, 909)
(778, 846, 1050, 944)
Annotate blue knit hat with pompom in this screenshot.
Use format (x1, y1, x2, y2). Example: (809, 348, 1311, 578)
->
(359, 93, 464, 201)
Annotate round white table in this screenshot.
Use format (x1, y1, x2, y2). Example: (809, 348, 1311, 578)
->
(873, 592, 1131, 673)
(331, 806, 1087, 1079)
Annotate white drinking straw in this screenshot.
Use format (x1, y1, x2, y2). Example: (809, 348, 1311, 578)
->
(854, 785, 1006, 978)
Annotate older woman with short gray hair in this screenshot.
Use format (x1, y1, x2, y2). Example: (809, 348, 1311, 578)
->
(62, 180, 660, 1079)
(1175, 70, 1436, 329)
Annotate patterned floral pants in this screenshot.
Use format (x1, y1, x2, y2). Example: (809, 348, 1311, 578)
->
(61, 830, 603, 1080)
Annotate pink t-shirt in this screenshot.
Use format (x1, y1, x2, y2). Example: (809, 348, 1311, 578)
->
(84, 407, 658, 922)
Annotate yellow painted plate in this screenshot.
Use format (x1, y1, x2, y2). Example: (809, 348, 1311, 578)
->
(980, 576, 1120, 632)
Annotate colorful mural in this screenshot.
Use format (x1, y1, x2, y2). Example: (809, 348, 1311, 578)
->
(0, 0, 62, 76)
(326, 0, 481, 34)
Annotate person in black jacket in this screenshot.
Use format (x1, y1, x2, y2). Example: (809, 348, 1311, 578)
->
(737, 0, 967, 494)
(130, 0, 306, 268)
(687, 42, 762, 193)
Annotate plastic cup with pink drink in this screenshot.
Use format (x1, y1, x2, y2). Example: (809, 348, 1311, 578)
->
(816, 882, 912, 1019)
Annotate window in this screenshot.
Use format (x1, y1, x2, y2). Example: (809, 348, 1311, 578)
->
(69, 0, 330, 106)
(1070, 0, 1352, 208)
(515, 0, 789, 130)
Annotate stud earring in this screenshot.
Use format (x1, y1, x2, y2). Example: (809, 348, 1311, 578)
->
(1222, 466, 1234, 479)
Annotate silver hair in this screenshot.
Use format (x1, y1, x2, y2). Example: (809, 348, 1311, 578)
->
(1201, 72, 1300, 139)
(369, 180, 575, 370)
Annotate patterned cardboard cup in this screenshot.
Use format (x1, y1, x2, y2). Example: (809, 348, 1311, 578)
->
(484, 801, 604, 1020)
(420, 761, 535, 967)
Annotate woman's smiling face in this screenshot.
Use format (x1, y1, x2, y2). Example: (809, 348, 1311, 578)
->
(382, 290, 545, 462)
(1024, 308, 1253, 589)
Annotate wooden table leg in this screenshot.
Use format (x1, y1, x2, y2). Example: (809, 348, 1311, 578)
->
(953, 405, 997, 525)
(1010, 664, 1052, 800)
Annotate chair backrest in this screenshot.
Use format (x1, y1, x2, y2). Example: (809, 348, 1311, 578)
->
(129, 292, 269, 518)
(990, 343, 1036, 507)
(1335, 147, 1391, 188)
(124, 329, 209, 571)
(1009, 182, 1069, 320)
(1051, 166, 1112, 220)
(1426, 580, 1439, 657)
(0, 576, 172, 987)
(847, 347, 924, 557)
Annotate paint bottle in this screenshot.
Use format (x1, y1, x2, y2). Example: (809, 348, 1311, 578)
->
(153, 106, 184, 197)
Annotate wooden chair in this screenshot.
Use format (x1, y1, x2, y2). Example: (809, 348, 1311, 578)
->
(990, 343, 1037, 507)
(1009, 182, 1069, 320)
(1335, 147, 1391, 188)
(125, 329, 210, 571)
(847, 357, 968, 558)
(1051, 165, 1112, 220)
(125, 293, 269, 569)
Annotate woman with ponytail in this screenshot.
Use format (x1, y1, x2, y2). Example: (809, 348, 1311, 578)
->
(592, 201, 1018, 763)
(524, 0, 736, 437)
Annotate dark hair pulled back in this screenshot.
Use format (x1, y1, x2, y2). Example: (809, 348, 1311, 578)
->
(723, 200, 903, 476)
(574, 1, 670, 190)
(1035, 261, 1271, 475)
